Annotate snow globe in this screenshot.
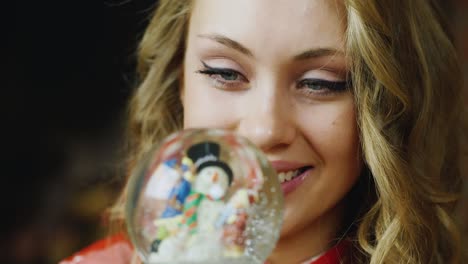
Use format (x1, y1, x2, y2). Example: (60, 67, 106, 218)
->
(125, 129, 284, 264)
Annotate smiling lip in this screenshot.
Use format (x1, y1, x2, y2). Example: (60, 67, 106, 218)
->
(269, 160, 314, 196)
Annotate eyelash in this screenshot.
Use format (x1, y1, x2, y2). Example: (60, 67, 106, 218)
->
(296, 79, 349, 96)
(196, 61, 248, 90)
(196, 61, 350, 96)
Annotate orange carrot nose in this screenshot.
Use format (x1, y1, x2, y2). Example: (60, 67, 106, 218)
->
(212, 172, 218, 182)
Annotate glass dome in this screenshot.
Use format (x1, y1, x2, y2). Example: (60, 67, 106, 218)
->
(125, 129, 284, 264)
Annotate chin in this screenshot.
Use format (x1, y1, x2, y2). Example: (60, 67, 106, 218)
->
(278, 207, 311, 239)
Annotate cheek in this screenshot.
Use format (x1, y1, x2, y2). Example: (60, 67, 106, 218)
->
(280, 99, 362, 236)
(197, 174, 210, 188)
(182, 71, 239, 129)
(299, 99, 361, 194)
(301, 100, 359, 166)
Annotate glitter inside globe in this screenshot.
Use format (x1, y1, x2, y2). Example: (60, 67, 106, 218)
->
(125, 129, 284, 264)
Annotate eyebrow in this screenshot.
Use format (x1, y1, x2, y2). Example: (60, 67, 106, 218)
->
(198, 34, 254, 57)
(197, 33, 344, 60)
(293, 48, 345, 60)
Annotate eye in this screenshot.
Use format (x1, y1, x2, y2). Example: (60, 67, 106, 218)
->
(196, 61, 249, 90)
(296, 78, 349, 96)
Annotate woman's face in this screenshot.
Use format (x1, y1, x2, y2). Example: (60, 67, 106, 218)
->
(182, 0, 361, 261)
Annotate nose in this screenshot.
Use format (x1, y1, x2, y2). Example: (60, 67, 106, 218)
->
(236, 87, 296, 152)
(212, 172, 218, 183)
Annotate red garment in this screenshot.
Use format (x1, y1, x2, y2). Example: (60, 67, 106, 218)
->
(59, 235, 349, 264)
(59, 234, 133, 264)
(303, 239, 350, 264)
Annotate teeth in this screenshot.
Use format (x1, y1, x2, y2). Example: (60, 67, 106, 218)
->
(279, 172, 285, 182)
(285, 171, 293, 181)
(278, 169, 300, 183)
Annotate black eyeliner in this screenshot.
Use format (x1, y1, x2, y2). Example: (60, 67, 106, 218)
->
(197, 61, 238, 76)
(298, 79, 350, 91)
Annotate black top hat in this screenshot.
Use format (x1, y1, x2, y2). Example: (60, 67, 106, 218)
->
(198, 160, 233, 185)
(187, 141, 233, 185)
(187, 141, 220, 165)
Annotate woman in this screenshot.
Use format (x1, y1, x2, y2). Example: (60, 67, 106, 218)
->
(61, 0, 466, 263)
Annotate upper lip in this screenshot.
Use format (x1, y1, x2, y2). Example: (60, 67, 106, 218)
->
(269, 160, 313, 173)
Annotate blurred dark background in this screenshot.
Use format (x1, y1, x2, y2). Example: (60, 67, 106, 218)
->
(4, 1, 155, 263)
(3, 1, 468, 264)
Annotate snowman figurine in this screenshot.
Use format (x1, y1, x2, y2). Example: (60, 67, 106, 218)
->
(181, 141, 234, 260)
(148, 142, 234, 262)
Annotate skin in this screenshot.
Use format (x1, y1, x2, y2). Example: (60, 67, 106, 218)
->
(181, 0, 362, 263)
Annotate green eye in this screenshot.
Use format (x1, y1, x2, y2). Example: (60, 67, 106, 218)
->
(219, 71, 239, 81)
(197, 61, 249, 91)
(197, 61, 244, 82)
(304, 83, 323, 90)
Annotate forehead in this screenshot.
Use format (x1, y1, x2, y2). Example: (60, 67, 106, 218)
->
(189, 0, 346, 61)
